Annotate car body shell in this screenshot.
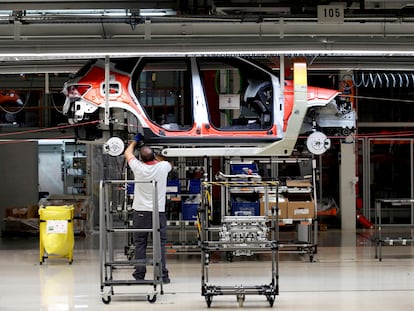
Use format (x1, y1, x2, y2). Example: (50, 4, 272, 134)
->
(63, 57, 354, 155)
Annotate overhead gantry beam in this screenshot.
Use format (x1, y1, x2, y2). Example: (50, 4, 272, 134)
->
(0, 17, 414, 61)
(2, 17, 414, 41)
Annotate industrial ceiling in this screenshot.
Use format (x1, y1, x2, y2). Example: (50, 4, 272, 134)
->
(1, 1, 414, 71)
(0, 1, 413, 140)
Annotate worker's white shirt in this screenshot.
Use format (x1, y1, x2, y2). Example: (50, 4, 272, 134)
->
(128, 158, 172, 212)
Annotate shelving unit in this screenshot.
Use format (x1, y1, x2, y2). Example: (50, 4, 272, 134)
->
(64, 143, 87, 195)
(164, 155, 318, 261)
(164, 157, 205, 252)
(374, 198, 414, 261)
(225, 157, 318, 262)
(277, 179, 318, 262)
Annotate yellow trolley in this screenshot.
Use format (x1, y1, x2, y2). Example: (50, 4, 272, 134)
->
(39, 205, 75, 264)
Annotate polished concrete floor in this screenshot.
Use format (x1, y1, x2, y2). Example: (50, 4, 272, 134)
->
(1, 228, 414, 310)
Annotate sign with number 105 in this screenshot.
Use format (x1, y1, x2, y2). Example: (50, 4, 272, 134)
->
(317, 5, 344, 24)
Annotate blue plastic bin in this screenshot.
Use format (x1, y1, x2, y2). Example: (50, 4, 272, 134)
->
(230, 163, 258, 175)
(182, 203, 199, 220)
(127, 183, 135, 195)
(231, 200, 260, 216)
(167, 180, 180, 194)
(188, 179, 201, 194)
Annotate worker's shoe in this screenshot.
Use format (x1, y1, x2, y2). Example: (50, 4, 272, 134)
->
(132, 272, 145, 281)
(162, 277, 171, 284)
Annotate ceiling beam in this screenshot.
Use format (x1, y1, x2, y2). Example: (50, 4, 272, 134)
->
(0, 1, 172, 10)
(0, 15, 413, 71)
(1, 36, 414, 61)
(0, 19, 413, 59)
(1, 19, 414, 40)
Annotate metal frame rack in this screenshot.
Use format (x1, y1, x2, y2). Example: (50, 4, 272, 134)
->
(223, 157, 318, 262)
(277, 180, 318, 262)
(374, 198, 414, 262)
(199, 179, 279, 308)
(99, 179, 164, 304)
(275, 157, 318, 262)
(164, 156, 205, 253)
(278, 221, 318, 262)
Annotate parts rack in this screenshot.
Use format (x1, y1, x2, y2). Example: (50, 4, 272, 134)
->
(99, 179, 163, 304)
(374, 198, 414, 261)
(199, 178, 279, 308)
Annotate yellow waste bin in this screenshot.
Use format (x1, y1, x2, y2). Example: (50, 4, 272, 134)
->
(39, 205, 75, 264)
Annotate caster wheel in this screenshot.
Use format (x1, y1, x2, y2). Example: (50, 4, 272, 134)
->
(205, 295, 213, 308)
(102, 296, 111, 304)
(267, 296, 275, 307)
(147, 294, 157, 303)
(237, 294, 245, 307)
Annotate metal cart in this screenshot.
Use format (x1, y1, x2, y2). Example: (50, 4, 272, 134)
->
(199, 178, 279, 308)
(99, 179, 163, 304)
(374, 198, 414, 261)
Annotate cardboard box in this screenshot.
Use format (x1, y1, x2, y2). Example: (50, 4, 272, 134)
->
(286, 179, 312, 188)
(287, 193, 315, 219)
(260, 196, 288, 219)
(5, 205, 39, 219)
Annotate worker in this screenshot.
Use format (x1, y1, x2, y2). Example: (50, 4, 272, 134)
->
(124, 133, 172, 284)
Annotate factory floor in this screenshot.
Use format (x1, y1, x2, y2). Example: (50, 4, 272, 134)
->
(1, 228, 413, 311)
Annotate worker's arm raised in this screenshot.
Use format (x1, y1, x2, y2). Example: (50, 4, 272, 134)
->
(124, 133, 143, 162)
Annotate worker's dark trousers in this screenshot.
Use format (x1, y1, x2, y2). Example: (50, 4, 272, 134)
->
(132, 211, 168, 280)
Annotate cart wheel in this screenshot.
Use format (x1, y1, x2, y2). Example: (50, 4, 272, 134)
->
(267, 295, 275, 307)
(102, 296, 111, 304)
(237, 294, 245, 307)
(205, 295, 213, 308)
(147, 294, 157, 303)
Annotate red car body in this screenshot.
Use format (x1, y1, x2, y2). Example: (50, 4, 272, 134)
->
(63, 57, 354, 156)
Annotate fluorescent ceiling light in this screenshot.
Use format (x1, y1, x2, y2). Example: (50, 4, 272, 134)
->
(139, 9, 176, 17)
(25, 9, 130, 17)
(38, 139, 75, 145)
(2, 42, 414, 60)
(216, 7, 291, 15)
(3, 50, 414, 59)
(0, 10, 11, 16)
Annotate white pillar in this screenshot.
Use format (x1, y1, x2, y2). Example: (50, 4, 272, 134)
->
(340, 138, 357, 230)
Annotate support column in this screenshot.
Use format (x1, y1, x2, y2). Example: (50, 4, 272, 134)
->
(340, 138, 357, 230)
